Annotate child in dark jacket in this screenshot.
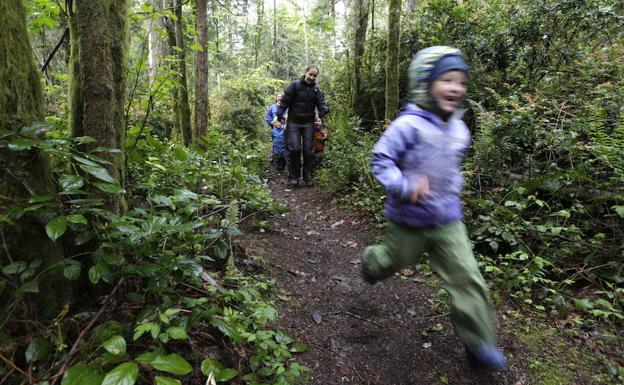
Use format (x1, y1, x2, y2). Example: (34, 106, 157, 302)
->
(362, 46, 508, 372)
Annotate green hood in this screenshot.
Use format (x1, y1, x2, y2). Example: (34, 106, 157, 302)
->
(408, 46, 465, 111)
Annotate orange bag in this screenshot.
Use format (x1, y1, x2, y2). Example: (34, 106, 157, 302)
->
(313, 128, 329, 152)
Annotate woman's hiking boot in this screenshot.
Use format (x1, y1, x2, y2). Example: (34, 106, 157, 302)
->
(465, 345, 508, 372)
(303, 179, 314, 187)
(288, 178, 299, 187)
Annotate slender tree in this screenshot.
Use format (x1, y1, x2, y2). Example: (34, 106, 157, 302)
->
(0, 0, 66, 316)
(350, 0, 369, 114)
(174, 0, 193, 146)
(148, 0, 168, 83)
(195, 0, 210, 139)
(68, 0, 128, 213)
(384, 0, 401, 121)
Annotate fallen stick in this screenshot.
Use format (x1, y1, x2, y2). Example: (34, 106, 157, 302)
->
(50, 278, 124, 385)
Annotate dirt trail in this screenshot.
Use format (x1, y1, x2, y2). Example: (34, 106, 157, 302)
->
(241, 178, 523, 385)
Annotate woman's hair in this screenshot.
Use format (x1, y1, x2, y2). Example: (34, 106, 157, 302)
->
(305, 64, 319, 74)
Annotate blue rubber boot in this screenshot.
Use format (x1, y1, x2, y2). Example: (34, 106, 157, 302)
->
(466, 345, 508, 372)
(361, 266, 378, 285)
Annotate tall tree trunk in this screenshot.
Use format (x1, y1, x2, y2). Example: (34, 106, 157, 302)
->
(329, 0, 337, 59)
(174, 0, 193, 146)
(69, 0, 127, 213)
(148, 0, 168, 83)
(272, 0, 277, 50)
(384, 0, 401, 121)
(254, 0, 264, 68)
(195, 0, 209, 139)
(302, 2, 309, 64)
(0, 0, 67, 317)
(350, 0, 369, 114)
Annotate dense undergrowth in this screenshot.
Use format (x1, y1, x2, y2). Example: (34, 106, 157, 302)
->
(0, 121, 308, 384)
(318, 0, 623, 382)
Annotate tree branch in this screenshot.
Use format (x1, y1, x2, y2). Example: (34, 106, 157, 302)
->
(41, 28, 69, 73)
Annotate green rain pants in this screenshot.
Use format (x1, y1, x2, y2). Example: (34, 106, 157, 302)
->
(362, 221, 496, 348)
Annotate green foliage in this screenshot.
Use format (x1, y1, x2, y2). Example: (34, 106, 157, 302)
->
(0, 124, 306, 384)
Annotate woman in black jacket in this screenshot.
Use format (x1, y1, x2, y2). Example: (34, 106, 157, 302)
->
(275, 64, 330, 187)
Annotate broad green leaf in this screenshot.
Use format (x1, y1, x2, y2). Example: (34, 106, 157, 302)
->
(63, 264, 81, 280)
(72, 155, 99, 167)
(46, 216, 68, 241)
(59, 175, 85, 191)
(172, 148, 189, 161)
(613, 205, 624, 218)
(154, 376, 181, 385)
(66, 214, 88, 224)
(2, 261, 27, 275)
(103, 335, 127, 356)
(200, 358, 223, 376)
(150, 354, 192, 375)
(61, 363, 103, 385)
(18, 281, 39, 293)
(101, 362, 138, 385)
(135, 350, 161, 365)
(25, 337, 52, 362)
(133, 322, 160, 341)
(74, 136, 97, 144)
(94, 182, 126, 194)
(8, 139, 35, 150)
(79, 164, 117, 183)
(29, 195, 53, 203)
(215, 368, 238, 382)
(166, 327, 188, 340)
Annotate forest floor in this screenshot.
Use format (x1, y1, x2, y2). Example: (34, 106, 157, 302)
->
(239, 173, 621, 385)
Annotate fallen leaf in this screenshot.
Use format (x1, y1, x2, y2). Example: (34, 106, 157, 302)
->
(331, 220, 345, 228)
(422, 342, 432, 349)
(312, 311, 322, 324)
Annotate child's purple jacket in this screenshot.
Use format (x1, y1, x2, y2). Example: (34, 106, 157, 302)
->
(371, 103, 471, 227)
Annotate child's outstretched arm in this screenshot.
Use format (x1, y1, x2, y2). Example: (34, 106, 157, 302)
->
(371, 124, 415, 202)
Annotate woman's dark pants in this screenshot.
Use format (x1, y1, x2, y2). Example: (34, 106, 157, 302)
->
(286, 121, 315, 182)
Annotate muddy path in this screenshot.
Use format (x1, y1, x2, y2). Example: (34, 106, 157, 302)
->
(240, 177, 525, 385)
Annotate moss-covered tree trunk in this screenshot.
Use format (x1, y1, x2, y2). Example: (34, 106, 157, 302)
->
(68, 0, 127, 213)
(384, 0, 401, 121)
(194, 0, 210, 140)
(350, 0, 369, 115)
(0, 0, 67, 317)
(174, 0, 193, 146)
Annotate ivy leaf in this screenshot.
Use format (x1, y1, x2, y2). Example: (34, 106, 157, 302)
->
(18, 281, 39, 293)
(46, 216, 68, 241)
(61, 363, 103, 385)
(79, 164, 117, 183)
(150, 354, 192, 375)
(63, 264, 81, 280)
(89, 264, 105, 284)
(25, 337, 52, 362)
(103, 335, 127, 356)
(101, 362, 138, 385)
(154, 376, 181, 385)
(2, 261, 28, 275)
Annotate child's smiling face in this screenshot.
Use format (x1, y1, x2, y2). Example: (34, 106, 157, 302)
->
(429, 70, 468, 115)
